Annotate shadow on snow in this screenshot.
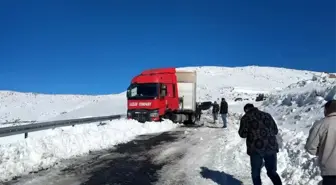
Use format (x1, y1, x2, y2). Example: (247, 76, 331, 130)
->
(200, 167, 243, 185)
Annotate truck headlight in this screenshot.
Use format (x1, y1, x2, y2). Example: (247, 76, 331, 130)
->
(127, 111, 132, 118)
(149, 110, 159, 117)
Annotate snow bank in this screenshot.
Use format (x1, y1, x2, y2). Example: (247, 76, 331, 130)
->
(0, 119, 177, 182)
(261, 75, 336, 185)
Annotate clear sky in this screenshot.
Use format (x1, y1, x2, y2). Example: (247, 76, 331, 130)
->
(0, 0, 335, 95)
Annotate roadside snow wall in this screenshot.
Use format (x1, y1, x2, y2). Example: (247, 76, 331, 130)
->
(261, 76, 336, 185)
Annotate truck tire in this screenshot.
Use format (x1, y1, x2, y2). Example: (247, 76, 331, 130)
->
(164, 111, 178, 123)
(183, 113, 196, 125)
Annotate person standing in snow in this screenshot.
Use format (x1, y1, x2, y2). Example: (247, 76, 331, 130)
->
(196, 102, 202, 122)
(305, 100, 336, 185)
(238, 103, 282, 185)
(212, 101, 220, 123)
(220, 98, 228, 128)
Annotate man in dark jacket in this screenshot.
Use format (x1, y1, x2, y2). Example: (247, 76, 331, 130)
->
(212, 101, 220, 123)
(238, 103, 282, 185)
(195, 103, 202, 122)
(220, 98, 228, 128)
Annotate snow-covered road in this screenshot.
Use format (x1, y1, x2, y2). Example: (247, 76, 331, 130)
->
(153, 114, 272, 185)
(6, 114, 268, 185)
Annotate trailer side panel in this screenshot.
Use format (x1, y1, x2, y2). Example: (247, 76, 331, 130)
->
(176, 71, 197, 111)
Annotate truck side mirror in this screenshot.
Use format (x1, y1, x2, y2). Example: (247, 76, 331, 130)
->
(160, 90, 166, 97)
(160, 84, 167, 98)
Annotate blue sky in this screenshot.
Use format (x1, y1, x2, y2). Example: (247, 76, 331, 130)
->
(0, 0, 335, 94)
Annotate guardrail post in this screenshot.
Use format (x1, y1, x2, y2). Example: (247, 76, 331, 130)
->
(24, 132, 28, 138)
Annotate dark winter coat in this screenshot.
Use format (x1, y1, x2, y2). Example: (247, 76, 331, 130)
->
(212, 103, 219, 114)
(220, 101, 228, 114)
(196, 105, 202, 114)
(238, 108, 279, 156)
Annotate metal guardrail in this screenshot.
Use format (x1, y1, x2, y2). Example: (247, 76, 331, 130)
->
(0, 114, 124, 138)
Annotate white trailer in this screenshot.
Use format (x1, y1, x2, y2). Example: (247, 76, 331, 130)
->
(172, 69, 197, 124)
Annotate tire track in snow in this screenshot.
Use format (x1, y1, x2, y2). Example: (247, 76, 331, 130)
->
(154, 115, 254, 185)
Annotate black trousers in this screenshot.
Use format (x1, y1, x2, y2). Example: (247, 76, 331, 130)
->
(250, 153, 282, 185)
(196, 113, 201, 121)
(322, 176, 336, 185)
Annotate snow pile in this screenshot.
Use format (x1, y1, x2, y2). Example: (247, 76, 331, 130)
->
(263, 75, 336, 131)
(0, 119, 177, 182)
(261, 75, 336, 185)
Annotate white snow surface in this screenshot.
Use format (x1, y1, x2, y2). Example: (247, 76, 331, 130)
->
(0, 91, 125, 124)
(180, 66, 319, 102)
(0, 65, 335, 184)
(0, 119, 177, 182)
(260, 75, 336, 185)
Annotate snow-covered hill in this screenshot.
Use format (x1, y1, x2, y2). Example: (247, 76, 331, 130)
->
(0, 66, 319, 124)
(181, 66, 319, 102)
(0, 91, 104, 123)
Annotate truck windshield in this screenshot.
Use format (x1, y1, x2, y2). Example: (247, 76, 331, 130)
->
(127, 83, 159, 100)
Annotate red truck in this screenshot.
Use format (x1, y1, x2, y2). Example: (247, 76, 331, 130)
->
(126, 67, 199, 124)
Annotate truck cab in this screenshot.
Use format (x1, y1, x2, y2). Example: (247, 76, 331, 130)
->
(126, 68, 197, 124)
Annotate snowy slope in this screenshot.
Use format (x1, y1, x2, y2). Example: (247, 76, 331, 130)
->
(46, 92, 127, 121)
(180, 66, 319, 102)
(0, 91, 107, 123)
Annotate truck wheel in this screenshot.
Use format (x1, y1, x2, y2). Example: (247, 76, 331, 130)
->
(183, 114, 196, 125)
(164, 111, 177, 123)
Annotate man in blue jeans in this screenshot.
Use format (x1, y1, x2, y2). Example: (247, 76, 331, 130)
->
(238, 104, 282, 185)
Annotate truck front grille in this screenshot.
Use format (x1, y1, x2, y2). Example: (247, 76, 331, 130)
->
(131, 110, 150, 123)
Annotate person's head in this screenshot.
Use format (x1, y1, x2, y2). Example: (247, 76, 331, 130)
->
(243, 103, 255, 113)
(214, 101, 217, 104)
(221, 98, 225, 101)
(324, 100, 336, 116)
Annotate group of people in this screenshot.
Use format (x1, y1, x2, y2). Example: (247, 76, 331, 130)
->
(195, 98, 229, 128)
(238, 100, 336, 185)
(212, 98, 228, 128)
